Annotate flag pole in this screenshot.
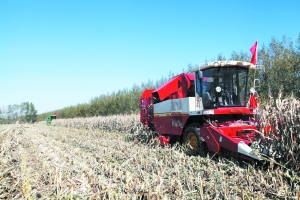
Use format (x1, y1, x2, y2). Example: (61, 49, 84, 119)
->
(256, 39, 258, 65)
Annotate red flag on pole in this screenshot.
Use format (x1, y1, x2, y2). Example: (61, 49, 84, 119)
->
(249, 93, 258, 109)
(249, 40, 258, 64)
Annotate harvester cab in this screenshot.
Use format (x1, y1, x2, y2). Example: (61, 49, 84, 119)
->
(196, 62, 252, 108)
(140, 61, 266, 161)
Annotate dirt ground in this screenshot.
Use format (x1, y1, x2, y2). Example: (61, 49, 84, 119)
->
(0, 124, 297, 199)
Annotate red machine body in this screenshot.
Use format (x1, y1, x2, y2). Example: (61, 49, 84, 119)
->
(140, 61, 262, 161)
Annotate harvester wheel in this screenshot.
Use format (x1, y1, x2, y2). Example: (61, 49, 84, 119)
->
(183, 125, 208, 157)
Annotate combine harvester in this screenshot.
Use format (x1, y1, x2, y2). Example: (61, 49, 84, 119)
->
(46, 112, 58, 125)
(140, 61, 266, 162)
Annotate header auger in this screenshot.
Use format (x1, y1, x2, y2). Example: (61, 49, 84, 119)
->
(140, 61, 265, 161)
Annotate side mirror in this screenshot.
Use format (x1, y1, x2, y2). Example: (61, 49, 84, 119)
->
(197, 71, 203, 79)
(263, 72, 267, 80)
(254, 79, 261, 88)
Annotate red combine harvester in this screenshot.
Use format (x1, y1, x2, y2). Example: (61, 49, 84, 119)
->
(140, 61, 263, 161)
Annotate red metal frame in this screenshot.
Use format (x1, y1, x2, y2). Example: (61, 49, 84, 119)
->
(212, 107, 256, 115)
(140, 89, 154, 127)
(152, 114, 189, 135)
(152, 73, 194, 102)
(200, 122, 258, 160)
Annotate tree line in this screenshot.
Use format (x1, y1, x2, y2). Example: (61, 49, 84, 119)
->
(37, 75, 175, 121)
(38, 34, 300, 121)
(0, 102, 37, 124)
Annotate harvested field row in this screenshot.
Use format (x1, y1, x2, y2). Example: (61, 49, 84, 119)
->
(0, 124, 298, 199)
(52, 114, 142, 133)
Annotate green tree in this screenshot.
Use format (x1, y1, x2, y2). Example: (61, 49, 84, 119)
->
(260, 35, 300, 99)
(230, 51, 251, 62)
(23, 102, 38, 123)
(217, 53, 226, 61)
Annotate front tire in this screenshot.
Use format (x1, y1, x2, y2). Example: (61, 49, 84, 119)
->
(183, 124, 208, 157)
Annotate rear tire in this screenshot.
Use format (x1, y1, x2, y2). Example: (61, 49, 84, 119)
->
(183, 124, 208, 157)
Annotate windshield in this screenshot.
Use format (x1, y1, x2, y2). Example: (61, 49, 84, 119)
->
(196, 66, 249, 108)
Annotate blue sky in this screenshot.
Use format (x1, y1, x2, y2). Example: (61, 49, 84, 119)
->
(1, 1, 299, 114)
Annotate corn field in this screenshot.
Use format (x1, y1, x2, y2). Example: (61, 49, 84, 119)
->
(0, 96, 300, 199)
(52, 114, 143, 134)
(1, 123, 299, 199)
(255, 94, 300, 170)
